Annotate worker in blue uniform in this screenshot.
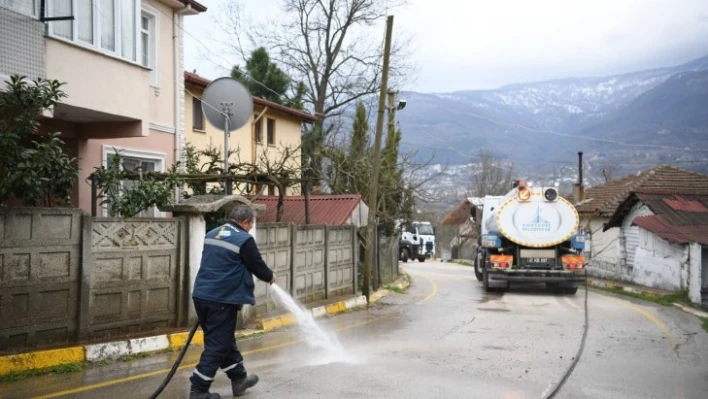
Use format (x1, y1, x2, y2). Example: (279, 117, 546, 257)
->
(189, 205, 275, 399)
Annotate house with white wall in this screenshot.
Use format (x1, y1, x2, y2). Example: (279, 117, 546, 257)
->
(603, 190, 708, 309)
(575, 165, 708, 284)
(1, 0, 206, 215)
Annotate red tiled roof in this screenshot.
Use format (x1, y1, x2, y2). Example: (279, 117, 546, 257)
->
(185, 72, 317, 123)
(576, 165, 708, 217)
(252, 195, 366, 225)
(633, 215, 708, 246)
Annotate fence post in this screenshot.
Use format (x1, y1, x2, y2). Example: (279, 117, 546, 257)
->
(352, 225, 358, 294)
(324, 225, 330, 299)
(176, 216, 189, 327)
(289, 223, 296, 296)
(78, 213, 92, 340)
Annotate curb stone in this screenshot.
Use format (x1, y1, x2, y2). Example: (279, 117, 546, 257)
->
(588, 278, 708, 320)
(0, 274, 411, 377)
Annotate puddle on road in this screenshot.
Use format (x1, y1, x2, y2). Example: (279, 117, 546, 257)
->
(473, 293, 505, 304)
(477, 307, 511, 312)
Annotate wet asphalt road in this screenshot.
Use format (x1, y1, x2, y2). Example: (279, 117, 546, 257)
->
(2, 260, 708, 399)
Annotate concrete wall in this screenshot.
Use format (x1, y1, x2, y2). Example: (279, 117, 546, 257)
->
(0, 208, 360, 355)
(245, 223, 358, 321)
(0, 208, 83, 353)
(0, 209, 188, 355)
(688, 243, 702, 306)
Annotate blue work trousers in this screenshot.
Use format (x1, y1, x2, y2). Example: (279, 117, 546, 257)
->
(189, 299, 247, 392)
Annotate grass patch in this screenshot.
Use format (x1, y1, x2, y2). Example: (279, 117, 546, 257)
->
(595, 285, 690, 307)
(700, 318, 708, 334)
(384, 284, 406, 294)
(120, 352, 150, 362)
(0, 362, 85, 383)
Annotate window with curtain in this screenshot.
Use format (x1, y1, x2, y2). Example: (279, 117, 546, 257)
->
(51, 0, 73, 39)
(120, 0, 135, 60)
(48, 0, 149, 65)
(100, 0, 115, 51)
(77, 0, 93, 44)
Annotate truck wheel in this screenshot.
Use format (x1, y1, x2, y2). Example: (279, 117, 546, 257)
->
(400, 248, 409, 263)
(564, 286, 579, 295)
(418, 256, 425, 263)
(483, 268, 492, 292)
(474, 252, 483, 281)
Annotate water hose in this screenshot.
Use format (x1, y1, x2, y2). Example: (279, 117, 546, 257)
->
(543, 269, 590, 399)
(148, 320, 200, 399)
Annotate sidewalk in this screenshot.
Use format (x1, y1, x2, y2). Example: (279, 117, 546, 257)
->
(587, 276, 708, 319)
(0, 274, 411, 378)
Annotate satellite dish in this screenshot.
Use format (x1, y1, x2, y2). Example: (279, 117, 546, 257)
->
(201, 77, 253, 132)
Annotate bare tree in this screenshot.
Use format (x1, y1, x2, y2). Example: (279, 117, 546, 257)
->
(222, 0, 414, 182)
(469, 150, 514, 197)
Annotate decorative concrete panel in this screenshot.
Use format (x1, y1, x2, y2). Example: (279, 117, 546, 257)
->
(89, 218, 180, 339)
(293, 225, 327, 302)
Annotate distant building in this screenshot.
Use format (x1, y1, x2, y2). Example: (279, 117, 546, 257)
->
(438, 197, 484, 261)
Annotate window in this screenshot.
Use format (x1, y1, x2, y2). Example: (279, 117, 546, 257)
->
(254, 119, 263, 144)
(50, 0, 73, 39)
(1, 0, 37, 17)
(266, 118, 276, 145)
(193, 97, 204, 131)
(139, 6, 158, 85)
(267, 185, 276, 196)
(47, 0, 144, 64)
(103, 147, 166, 218)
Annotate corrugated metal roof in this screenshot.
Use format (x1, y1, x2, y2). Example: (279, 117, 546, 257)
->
(576, 165, 708, 217)
(252, 195, 366, 225)
(605, 191, 708, 245)
(633, 215, 708, 246)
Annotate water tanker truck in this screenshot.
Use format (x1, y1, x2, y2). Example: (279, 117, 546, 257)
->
(473, 180, 586, 294)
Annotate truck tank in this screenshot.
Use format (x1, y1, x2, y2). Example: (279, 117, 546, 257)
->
(484, 187, 579, 248)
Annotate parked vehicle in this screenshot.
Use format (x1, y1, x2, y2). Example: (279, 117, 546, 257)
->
(399, 221, 436, 262)
(474, 180, 586, 294)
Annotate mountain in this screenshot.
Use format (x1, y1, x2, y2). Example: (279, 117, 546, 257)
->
(398, 55, 708, 169)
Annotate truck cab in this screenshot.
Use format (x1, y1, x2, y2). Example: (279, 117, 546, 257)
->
(399, 221, 436, 262)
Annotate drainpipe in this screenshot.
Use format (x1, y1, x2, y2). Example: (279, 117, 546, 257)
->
(174, 5, 191, 200)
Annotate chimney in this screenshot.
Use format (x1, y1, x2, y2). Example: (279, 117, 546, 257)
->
(573, 151, 585, 203)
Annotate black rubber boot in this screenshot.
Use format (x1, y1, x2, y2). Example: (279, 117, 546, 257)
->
(231, 374, 259, 396)
(189, 389, 221, 399)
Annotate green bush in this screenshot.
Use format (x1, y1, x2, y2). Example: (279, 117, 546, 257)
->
(0, 75, 78, 207)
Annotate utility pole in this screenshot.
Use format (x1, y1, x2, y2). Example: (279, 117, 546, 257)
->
(363, 15, 393, 303)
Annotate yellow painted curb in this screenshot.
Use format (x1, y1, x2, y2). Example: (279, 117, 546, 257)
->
(257, 313, 297, 332)
(0, 347, 84, 376)
(325, 301, 346, 315)
(169, 331, 204, 350)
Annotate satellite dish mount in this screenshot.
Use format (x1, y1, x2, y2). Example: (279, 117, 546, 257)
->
(201, 77, 254, 194)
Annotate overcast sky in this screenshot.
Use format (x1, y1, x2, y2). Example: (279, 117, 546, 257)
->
(184, 0, 708, 93)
